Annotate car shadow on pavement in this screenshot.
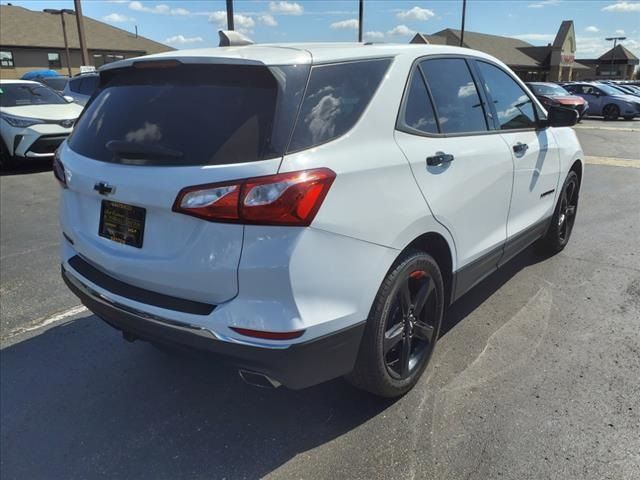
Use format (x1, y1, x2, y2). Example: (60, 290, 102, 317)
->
(0, 245, 551, 480)
(0, 159, 51, 176)
(442, 245, 552, 337)
(0, 316, 395, 479)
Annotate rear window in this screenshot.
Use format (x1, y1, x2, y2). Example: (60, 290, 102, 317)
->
(287, 58, 392, 152)
(68, 63, 309, 166)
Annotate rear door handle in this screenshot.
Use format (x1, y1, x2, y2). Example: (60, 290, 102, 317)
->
(513, 142, 529, 154)
(426, 152, 454, 167)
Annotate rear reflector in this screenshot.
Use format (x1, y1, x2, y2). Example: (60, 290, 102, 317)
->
(230, 327, 305, 340)
(173, 168, 336, 226)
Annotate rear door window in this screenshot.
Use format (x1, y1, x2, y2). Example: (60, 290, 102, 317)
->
(476, 61, 537, 130)
(68, 63, 309, 166)
(419, 58, 488, 135)
(398, 69, 438, 134)
(287, 58, 392, 152)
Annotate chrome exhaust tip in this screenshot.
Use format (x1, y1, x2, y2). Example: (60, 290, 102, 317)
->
(238, 369, 281, 389)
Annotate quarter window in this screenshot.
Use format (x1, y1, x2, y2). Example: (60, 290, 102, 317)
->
(48, 52, 61, 69)
(1, 50, 14, 68)
(287, 59, 391, 152)
(477, 61, 537, 130)
(420, 58, 488, 134)
(401, 69, 438, 134)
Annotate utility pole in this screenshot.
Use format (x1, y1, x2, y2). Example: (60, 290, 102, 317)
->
(605, 36, 626, 79)
(44, 9, 75, 76)
(358, 0, 364, 42)
(460, 0, 467, 46)
(74, 0, 89, 67)
(226, 0, 234, 30)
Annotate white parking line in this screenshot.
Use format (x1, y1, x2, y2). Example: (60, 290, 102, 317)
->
(574, 125, 640, 132)
(6, 305, 88, 340)
(585, 156, 640, 168)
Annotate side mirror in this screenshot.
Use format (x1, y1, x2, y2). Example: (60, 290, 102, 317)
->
(64, 95, 75, 103)
(546, 105, 578, 127)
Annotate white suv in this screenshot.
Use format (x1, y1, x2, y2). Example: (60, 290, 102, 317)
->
(58, 43, 583, 397)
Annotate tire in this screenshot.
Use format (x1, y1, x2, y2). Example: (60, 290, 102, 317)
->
(623, 116, 634, 121)
(602, 104, 620, 121)
(537, 170, 580, 255)
(346, 250, 444, 398)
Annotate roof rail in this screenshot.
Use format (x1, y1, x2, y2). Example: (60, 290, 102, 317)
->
(218, 30, 254, 47)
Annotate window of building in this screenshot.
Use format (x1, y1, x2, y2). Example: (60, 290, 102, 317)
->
(476, 61, 537, 130)
(93, 54, 104, 68)
(399, 69, 438, 134)
(0, 50, 14, 68)
(48, 52, 62, 69)
(420, 58, 488, 134)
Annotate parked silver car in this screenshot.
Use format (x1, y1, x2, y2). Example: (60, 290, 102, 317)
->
(564, 83, 640, 120)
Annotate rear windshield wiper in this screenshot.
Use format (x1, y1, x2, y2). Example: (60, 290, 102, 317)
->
(106, 140, 184, 164)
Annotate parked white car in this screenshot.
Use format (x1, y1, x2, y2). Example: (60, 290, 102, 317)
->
(0, 79, 83, 169)
(58, 43, 583, 397)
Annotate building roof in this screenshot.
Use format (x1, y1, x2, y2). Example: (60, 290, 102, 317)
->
(0, 5, 172, 55)
(411, 29, 550, 67)
(598, 44, 639, 62)
(552, 20, 573, 49)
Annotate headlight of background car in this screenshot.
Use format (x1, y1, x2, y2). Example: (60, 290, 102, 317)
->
(1, 114, 44, 128)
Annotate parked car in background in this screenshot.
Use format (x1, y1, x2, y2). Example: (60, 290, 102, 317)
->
(564, 82, 640, 120)
(604, 83, 640, 98)
(526, 82, 588, 120)
(58, 42, 583, 397)
(37, 75, 69, 93)
(63, 73, 99, 106)
(21, 69, 60, 80)
(0, 80, 82, 169)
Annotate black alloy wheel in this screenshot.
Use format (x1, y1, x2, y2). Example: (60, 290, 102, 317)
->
(384, 269, 438, 380)
(346, 250, 444, 397)
(538, 170, 580, 254)
(557, 174, 579, 244)
(603, 104, 620, 121)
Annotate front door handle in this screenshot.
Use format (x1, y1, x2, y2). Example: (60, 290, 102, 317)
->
(426, 152, 454, 167)
(513, 142, 529, 154)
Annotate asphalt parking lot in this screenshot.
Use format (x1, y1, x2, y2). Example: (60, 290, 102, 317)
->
(1, 118, 639, 479)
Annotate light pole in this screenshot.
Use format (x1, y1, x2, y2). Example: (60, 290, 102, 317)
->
(73, 0, 89, 67)
(44, 8, 75, 76)
(605, 36, 626, 79)
(226, 0, 234, 30)
(460, 0, 467, 46)
(358, 0, 364, 42)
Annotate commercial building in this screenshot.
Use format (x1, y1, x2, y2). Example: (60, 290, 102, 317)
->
(0, 4, 172, 79)
(411, 21, 590, 82)
(575, 45, 639, 81)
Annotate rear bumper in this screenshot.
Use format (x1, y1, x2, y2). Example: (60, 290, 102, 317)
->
(62, 264, 365, 389)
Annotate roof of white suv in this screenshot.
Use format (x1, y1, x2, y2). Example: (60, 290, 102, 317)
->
(101, 42, 496, 71)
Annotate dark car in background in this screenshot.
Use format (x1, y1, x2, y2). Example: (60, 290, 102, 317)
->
(526, 82, 589, 120)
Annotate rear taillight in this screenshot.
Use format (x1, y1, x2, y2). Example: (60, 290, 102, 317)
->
(53, 150, 67, 188)
(173, 168, 336, 226)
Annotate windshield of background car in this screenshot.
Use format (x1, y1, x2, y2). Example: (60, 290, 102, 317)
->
(68, 63, 310, 166)
(598, 84, 626, 96)
(41, 76, 69, 91)
(0, 83, 67, 107)
(530, 83, 570, 96)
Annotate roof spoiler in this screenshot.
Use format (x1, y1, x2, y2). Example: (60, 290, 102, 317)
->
(218, 30, 254, 47)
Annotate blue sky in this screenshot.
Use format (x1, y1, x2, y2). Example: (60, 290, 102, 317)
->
(4, 0, 640, 58)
